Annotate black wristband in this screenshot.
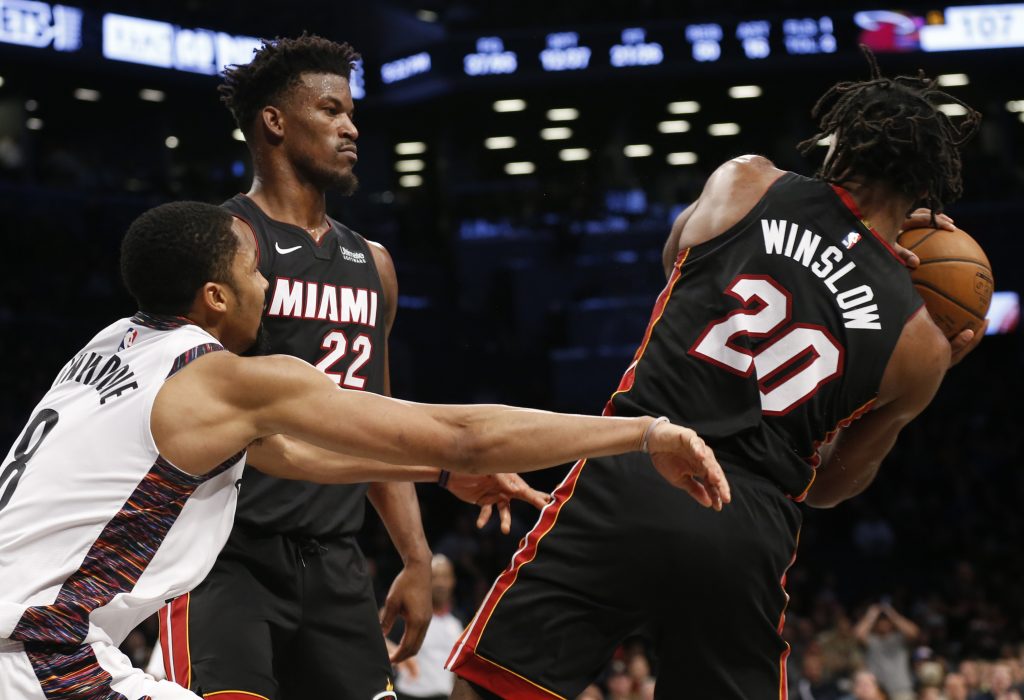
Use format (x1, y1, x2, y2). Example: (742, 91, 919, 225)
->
(438, 469, 451, 489)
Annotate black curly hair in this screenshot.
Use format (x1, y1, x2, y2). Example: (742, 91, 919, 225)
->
(219, 34, 360, 136)
(121, 202, 237, 315)
(798, 46, 981, 214)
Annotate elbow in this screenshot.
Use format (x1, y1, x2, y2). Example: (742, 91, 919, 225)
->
(436, 424, 486, 475)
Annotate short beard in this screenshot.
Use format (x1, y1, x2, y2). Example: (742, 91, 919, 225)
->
(304, 159, 359, 196)
(331, 171, 359, 196)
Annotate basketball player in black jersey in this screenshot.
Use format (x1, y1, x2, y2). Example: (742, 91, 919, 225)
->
(448, 51, 985, 700)
(159, 37, 548, 700)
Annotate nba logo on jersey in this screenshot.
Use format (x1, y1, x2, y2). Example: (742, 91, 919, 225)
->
(118, 328, 138, 351)
(841, 231, 862, 250)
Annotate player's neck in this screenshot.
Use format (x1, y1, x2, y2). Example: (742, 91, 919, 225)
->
(842, 181, 913, 244)
(246, 172, 329, 241)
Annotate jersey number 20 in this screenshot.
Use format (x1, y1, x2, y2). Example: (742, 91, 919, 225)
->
(689, 275, 843, 415)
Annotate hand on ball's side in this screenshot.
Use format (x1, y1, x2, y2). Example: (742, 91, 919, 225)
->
(645, 422, 731, 511)
(950, 320, 988, 367)
(895, 208, 956, 269)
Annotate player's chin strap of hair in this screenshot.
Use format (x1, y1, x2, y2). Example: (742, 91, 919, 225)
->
(641, 416, 670, 454)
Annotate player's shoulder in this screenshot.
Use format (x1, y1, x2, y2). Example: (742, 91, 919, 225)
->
(168, 350, 315, 401)
(707, 155, 784, 191)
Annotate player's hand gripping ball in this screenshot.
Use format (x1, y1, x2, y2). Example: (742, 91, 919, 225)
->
(896, 226, 993, 339)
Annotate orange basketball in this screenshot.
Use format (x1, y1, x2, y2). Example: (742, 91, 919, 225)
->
(896, 227, 994, 339)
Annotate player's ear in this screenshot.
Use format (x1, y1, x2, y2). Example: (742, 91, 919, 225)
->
(196, 281, 230, 315)
(261, 105, 285, 140)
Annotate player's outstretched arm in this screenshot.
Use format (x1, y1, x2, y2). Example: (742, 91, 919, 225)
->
(805, 312, 949, 508)
(152, 351, 730, 508)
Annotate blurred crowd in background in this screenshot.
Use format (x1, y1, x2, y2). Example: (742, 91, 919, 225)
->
(2, 1, 1022, 697)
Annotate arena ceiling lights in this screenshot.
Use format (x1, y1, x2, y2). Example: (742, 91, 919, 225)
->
(395, 159, 426, 172)
(667, 151, 698, 165)
(395, 142, 427, 155)
(399, 174, 423, 187)
(937, 104, 969, 116)
(658, 120, 690, 134)
(504, 161, 535, 175)
(73, 88, 101, 101)
(493, 99, 527, 112)
(667, 101, 700, 114)
(559, 148, 590, 161)
(937, 73, 969, 87)
(708, 122, 740, 136)
(540, 127, 573, 140)
(546, 108, 579, 121)
(138, 89, 165, 102)
(485, 136, 517, 149)
(728, 85, 762, 98)
(624, 144, 653, 158)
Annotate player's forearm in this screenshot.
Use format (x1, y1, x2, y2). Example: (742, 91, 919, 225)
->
(368, 481, 432, 566)
(804, 456, 882, 508)
(411, 406, 654, 475)
(254, 358, 654, 474)
(246, 435, 441, 484)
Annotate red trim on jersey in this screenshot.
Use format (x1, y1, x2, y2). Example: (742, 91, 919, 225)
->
(776, 529, 800, 700)
(160, 594, 192, 690)
(829, 185, 905, 265)
(230, 212, 261, 269)
(451, 652, 567, 700)
(793, 397, 877, 502)
(605, 248, 689, 410)
(447, 459, 587, 696)
(239, 193, 335, 248)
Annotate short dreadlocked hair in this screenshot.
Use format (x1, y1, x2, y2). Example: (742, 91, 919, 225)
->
(798, 46, 981, 214)
(219, 34, 360, 135)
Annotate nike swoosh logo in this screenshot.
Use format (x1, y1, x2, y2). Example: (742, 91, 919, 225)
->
(275, 243, 302, 254)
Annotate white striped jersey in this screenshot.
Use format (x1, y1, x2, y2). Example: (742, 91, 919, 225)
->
(0, 313, 245, 662)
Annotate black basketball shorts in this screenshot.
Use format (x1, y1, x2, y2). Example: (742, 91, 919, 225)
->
(447, 453, 802, 700)
(159, 527, 395, 700)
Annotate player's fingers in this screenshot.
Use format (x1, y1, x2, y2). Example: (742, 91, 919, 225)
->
(679, 476, 713, 508)
(379, 601, 398, 635)
(389, 634, 415, 663)
(517, 485, 552, 510)
(891, 241, 920, 270)
(498, 501, 512, 534)
(475, 503, 492, 529)
(703, 451, 731, 505)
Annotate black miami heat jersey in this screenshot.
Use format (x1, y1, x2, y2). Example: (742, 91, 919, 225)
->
(223, 194, 387, 536)
(610, 172, 923, 498)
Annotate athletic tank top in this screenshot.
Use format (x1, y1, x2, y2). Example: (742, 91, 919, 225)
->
(224, 194, 387, 536)
(0, 314, 244, 647)
(609, 173, 923, 498)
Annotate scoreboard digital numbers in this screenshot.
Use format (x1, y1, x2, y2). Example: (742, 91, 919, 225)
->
(4, 2, 1024, 96)
(920, 3, 1024, 51)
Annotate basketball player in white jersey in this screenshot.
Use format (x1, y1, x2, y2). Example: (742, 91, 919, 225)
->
(0, 201, 728, 700)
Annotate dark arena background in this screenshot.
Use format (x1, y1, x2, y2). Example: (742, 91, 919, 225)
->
(1, 1, 1022, 698)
